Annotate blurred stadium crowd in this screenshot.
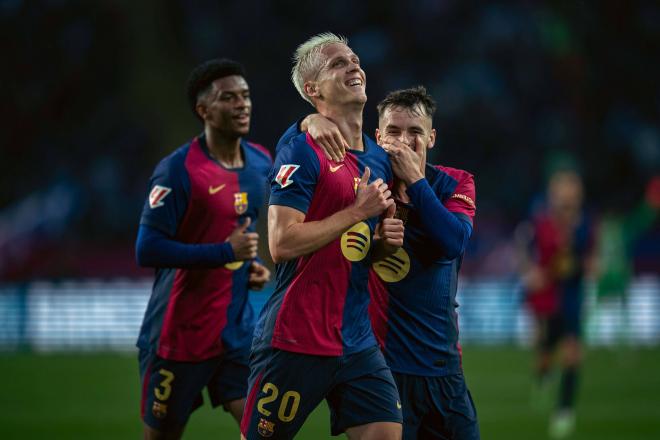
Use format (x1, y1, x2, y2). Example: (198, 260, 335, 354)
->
(1, 0, 659, 280)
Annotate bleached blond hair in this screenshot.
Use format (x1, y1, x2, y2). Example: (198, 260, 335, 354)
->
(291, 32, 349, 105)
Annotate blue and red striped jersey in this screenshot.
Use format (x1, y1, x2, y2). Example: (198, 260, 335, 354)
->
(369, 164, 476, 376)
(525, 210, 593, 317)
(253, 129, 392, 357)
(137, 134, 272, 361)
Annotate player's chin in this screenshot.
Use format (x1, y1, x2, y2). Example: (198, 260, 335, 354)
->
(233, 123, 250, 136)
(357, 93, 367, 103)
(340, 85, 366, 102)
(349, 87, 367, 101)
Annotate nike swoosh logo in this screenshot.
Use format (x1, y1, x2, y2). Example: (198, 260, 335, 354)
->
(209, 184, 226, 194)
(329, 164, 344, 173)
(396, 401, 402, 409)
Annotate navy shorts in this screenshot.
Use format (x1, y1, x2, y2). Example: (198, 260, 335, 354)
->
(240, 345, 402, 439)
(560, 287, 583, 337)
(139, 350, 249, 431)
(539, 308, 583, 351)
(395, 371, 480, 440)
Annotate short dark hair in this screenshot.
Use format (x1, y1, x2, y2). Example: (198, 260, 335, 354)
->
(186, 58, 246, 121)
(376, 86, 437, 120)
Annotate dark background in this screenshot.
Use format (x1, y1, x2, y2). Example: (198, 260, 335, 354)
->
(1, 0, 659, 280)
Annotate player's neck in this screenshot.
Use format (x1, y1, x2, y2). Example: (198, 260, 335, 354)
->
(204, 126, 244, 168)
(321, 105, 364, 151)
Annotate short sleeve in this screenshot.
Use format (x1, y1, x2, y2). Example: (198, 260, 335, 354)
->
(444, 172, 476, 223)
(275, 121, 303, 154)
(269, 135, 320, 215)
(139, 152, 190, 237)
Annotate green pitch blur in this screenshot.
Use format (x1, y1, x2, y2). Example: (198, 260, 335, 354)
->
(1, 348, 659, 439)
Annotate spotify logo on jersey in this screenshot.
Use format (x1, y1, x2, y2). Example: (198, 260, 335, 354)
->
(225, 261, 245, 271)
(341, 222, 371, 262)
(373, 248, 410, 282)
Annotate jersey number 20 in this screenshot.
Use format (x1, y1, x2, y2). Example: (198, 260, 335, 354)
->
(257, 382, 301, 422)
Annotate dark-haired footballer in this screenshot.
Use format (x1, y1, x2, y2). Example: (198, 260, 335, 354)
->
(135, 58, 272, 440)
(298, 86, 481, 439)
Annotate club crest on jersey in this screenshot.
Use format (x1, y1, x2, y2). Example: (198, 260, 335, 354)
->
(395, 205, 410, 225)
(373, 247, 411, 283)
(353, 177, 361, 193)
(149, 185, 171, 209)
(152, 401, 168, 419)
(234, 192, 248, 214)
(275, 164, 300, 188)
(257, 418, 275, 437)
(341, 222, 371, 262)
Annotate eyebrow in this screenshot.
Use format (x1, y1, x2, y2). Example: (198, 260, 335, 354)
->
(385, 123, 425, 132)
(326, 53, 360, 66)
(216, 86, 250, 97)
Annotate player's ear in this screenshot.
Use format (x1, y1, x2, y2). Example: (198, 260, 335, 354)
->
(427, 128, 437, 149)
(375, 128, 382, 144)
(304, 81, 319, 99)
(196, 102, 208, 121)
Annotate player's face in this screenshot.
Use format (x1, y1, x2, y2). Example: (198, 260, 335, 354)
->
(200, 75, 251, 136)
(312, 43, 366, 105)
(548, 171, 583, 214)
(376, 105, 436, 166)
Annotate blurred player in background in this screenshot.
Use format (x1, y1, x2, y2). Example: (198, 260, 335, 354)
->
(516, 169, 594, 439)
(135, 59, 272, 439)
(241, 33, 404, 440)
(593, 176, 660, 341)
(300, 86, 480, 439)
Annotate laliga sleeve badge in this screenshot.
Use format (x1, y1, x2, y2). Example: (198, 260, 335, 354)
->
(149, 185, 172, 209)
(257, 418, 276, 437)
(275, 164, 300, 188)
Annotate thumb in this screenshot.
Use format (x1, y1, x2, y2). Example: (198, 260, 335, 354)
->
(360, 166, 371, 186)
(237, 216, 251, 232)
(386, 203, 396, 219)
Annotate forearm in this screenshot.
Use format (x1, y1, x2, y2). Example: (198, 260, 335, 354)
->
(406, 179, 472, 259)
(136, 225, 235, 269)
(269, 206, 363, 262)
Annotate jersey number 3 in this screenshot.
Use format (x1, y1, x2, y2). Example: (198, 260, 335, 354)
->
(154, 368, 175, 401)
